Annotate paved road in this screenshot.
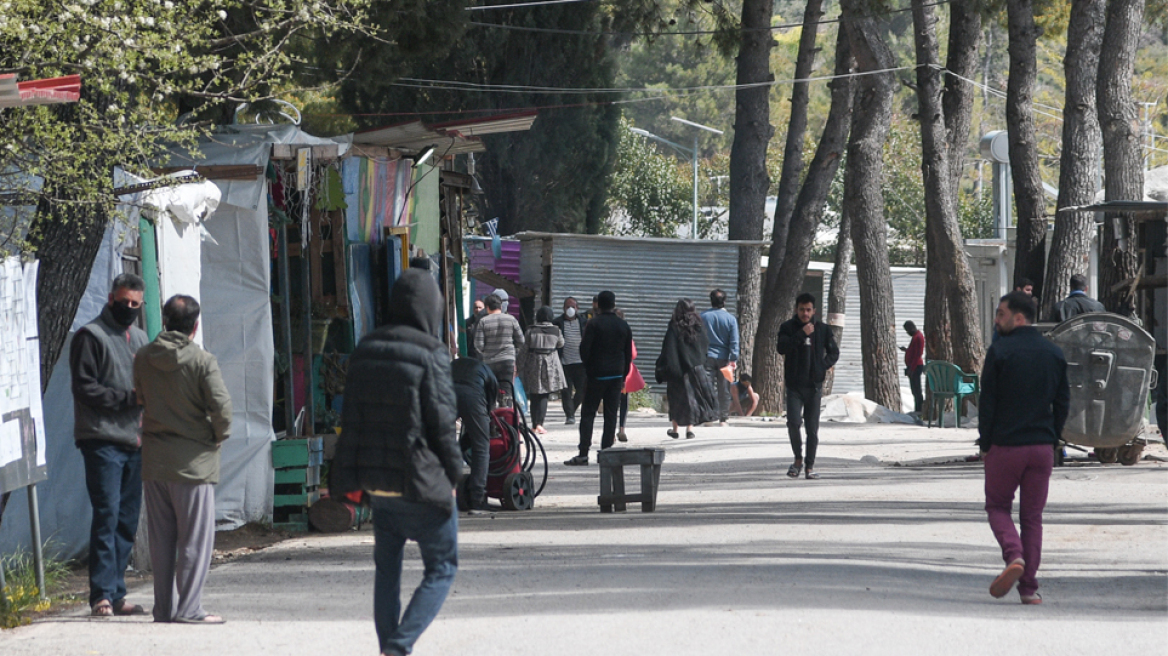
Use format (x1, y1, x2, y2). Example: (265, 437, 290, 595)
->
(3, 414, 1165, 655)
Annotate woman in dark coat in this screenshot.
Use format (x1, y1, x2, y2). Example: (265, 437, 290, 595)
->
(656, 298, 716, 439)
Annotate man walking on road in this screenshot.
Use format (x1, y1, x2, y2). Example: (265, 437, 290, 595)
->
(776, 293, 839, 480)
(564, 290, 632, 466)
(552, 297, 587, 425)
(473, 292, 524, 400)
(70, 273, 149, 617)
(701, 289, 739, 425)
(135, 295, 233, 624)
(452, 357, 497, 515)
(980, 291, 1069, 605)
(901, 321, 926, 414)
(332, 270, 463, 656)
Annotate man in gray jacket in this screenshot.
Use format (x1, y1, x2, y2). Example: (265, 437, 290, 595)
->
(70, 273, 149, 617)
(134, 295, 233, 623)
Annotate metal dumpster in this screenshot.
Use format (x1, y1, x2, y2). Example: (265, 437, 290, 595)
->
(1047, 312, 1158, 463)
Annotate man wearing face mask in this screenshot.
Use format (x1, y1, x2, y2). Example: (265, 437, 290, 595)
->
(70, 273, 150, 617)
(552, 297, 587, 424)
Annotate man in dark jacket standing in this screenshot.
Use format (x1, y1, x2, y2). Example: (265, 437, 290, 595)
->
(980, 291, 1068, 605)
(552, 297, 587, 425)
(565, 290, 632, 466)
(452, 357, 497, 514)
(332, 269, 462, 656)
(70, 273, 149, 617)
(1050, 273, 1106, 322)
(776, 293, 839, 480)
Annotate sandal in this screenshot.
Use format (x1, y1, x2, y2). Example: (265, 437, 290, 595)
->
(1020, 593, 1042, 605)
(990, 559, 1025, 598)
(667, 430, 679, 439)
(113, 600, 146, 616)
(685, 431, 696, 440)
(805, 468, 820, 480)
(91, 600, 114, 617)
(787, 462, 802, 478)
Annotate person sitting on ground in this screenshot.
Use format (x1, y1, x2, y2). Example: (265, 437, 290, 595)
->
(729, 373, 760, 417)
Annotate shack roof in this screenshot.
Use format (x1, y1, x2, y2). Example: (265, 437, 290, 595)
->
(353, 111, 537, 155)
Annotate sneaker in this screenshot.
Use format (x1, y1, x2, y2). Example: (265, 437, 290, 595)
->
(1020, 593, 1042, 605)
(563, 455, 589, 466)
(466, 508, 489, 516)
(565, 417, 576, 425)
(617, 430, 628, 442)
(990, 559, 1025, 598)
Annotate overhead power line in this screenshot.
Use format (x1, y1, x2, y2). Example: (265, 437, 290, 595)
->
(467, 0, 596, 10)
(395, 66, 915, 96)
(467, 0, 952, 37)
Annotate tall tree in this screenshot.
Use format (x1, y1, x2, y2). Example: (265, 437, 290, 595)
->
(823, 206, 853, 396)
(910, 0, 986, 378)
(1006, 0, 1049, 300)
(727, 0, 775, 372)
(752, 24, 855, 414)
(1043, 0, 1106, 319)
(768, 0, 826, 279)
(1097, 0, 1146, 315)
(927, 1, 983, 369)
(841, 0, 901, 410)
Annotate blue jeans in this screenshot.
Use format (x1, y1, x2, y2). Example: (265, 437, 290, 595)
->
(371, 496, 459, 655)
(79, 440, 142, 607)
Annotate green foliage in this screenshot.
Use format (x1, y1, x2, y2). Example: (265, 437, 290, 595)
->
(1, 547, 74, 629)
(628, 388, 653, 410)
(605, 117, 693, 237)
(0, 0, 373, 247)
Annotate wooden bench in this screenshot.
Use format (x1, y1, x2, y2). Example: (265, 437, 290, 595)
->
(598, 448, 665, 513)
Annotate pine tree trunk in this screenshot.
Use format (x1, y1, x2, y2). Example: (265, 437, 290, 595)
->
(942, 0, 983, 193)
(29, 198, 111, 391)
(824, 207, 853, 396)
(1097, 0, 1145, 315)
(767, 0, 824, 280)
(1043, 0, 1105, 320)
(728, 0, 775, 373)
(911, 0, 986, 378)
(752, 25, 855, 415)
(842, 1, 901, 410)
(1006, 0, 1048, 299)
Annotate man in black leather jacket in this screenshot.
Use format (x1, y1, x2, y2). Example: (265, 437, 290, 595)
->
(776, 293, 839, 480)
(331, 269, 461, 656)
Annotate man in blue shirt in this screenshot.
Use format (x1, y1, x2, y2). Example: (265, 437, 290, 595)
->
(701, 289, 739, 426)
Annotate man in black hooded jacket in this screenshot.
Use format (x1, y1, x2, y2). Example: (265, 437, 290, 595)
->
(332, 269, 462, 656)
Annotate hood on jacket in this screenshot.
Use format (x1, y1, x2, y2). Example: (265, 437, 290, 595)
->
(387, 269, 444, 340)
(141, 331, 198, 372)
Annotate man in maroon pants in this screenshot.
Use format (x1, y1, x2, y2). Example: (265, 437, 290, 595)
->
(978, 291, 1069, 604)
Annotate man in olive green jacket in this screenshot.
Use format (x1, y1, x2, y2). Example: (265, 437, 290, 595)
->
(134, 294, 232, 624)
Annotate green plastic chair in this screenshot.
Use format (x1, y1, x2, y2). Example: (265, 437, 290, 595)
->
(924, 361, 979, 428)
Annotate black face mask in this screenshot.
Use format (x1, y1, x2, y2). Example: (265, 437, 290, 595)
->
(109, 301, 141, 327)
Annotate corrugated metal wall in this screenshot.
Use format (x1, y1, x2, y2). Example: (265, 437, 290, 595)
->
(528, 236, 742, 392)
(821, 265, 926, 400)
